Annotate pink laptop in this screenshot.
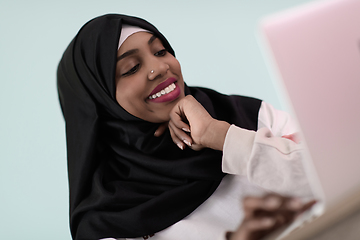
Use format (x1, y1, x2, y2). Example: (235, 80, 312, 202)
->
(259, 0, 360, 238)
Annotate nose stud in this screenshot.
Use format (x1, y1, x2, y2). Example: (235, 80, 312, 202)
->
(150, 70, 154, 74)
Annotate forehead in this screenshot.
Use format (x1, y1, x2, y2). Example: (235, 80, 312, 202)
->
(117, 32, 157, 55)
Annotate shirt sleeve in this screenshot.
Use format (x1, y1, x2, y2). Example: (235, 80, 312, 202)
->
(257, 101, 298, 136)
(222, 102, 313, 198)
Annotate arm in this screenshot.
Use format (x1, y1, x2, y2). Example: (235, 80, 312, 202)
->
(223, 125, 311, 197)
(157, 96, 312, 197)
(222, 102, 312, 197)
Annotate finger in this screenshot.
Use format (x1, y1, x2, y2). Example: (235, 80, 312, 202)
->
(284, 197, 304, 211)
(169, 105, 191, 133)
(154, 122, 168, 137)
(262, 195, 284, 210)
(243, 196, 265, 219)
(276, 197, 315, 213)
(295, 199, 317, 216)
(243, 195, 282, 218)
(243, 194, 305, 221)
(245, 217, 276, 231)
(229, 217, 276, 240)
(189, 143, 204, 151)
(168, 123, 186, 150)
(272, 211, 295, 226)
(168, 120, 192, 147)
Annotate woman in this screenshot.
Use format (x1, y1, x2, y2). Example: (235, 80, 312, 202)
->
(57, 14, 312, 240)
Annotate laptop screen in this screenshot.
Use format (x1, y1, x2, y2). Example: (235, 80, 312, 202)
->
(259, 0, 360, 207)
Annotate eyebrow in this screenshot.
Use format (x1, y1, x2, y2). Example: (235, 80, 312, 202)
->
(148, 35, 157, 45)
(117, 49, 138, 61)
(117, 35, 158, 62)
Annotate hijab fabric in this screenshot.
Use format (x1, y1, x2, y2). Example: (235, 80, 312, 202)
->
(57, 14, 262, 240)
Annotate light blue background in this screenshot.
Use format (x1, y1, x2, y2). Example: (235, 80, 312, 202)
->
(0, 0, 315, 239)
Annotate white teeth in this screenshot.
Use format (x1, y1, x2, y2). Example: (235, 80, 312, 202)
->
(149, 83, 176, 100)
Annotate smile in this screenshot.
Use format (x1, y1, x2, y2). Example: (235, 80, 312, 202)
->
(147, 77, 181, 103)
(148, 83, 176, 99)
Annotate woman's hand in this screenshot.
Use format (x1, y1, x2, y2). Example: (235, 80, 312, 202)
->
(227, 194, 316, 240)
(155, 95, 230, 151)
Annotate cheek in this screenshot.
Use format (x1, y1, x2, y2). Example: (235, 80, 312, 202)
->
(170, 59, 184, 83)
(115, 79, 143, 107)
(171, 58, 182, 72)
(170, 58, 184, 87)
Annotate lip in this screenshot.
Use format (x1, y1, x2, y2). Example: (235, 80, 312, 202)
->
(147, 77, 181, 103)
(149, 77, 177, 96)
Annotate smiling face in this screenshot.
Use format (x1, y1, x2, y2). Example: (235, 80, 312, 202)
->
(115, 31, 185, 123)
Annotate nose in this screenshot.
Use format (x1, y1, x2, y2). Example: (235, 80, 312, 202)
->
(147, 58, 169, 81)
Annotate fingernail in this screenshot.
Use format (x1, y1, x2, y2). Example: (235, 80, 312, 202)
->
(182, 128, 191, 133)
(287, 198, 303, 210)
(177, 143, 184, 150)
(183, 139, 192, 147)
(265, 197, 281, 209)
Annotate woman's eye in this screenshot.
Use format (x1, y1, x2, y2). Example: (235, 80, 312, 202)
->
(154, 49, 167, 57)
(122, 64, 140, 76)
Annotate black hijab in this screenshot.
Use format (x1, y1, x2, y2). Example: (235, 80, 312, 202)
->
(57, 14, 262, 240)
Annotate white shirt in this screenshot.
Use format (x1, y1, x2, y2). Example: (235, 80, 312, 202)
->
(102, 102, 313, 240)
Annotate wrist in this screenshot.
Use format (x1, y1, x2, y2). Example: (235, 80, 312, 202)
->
(200, 120, 230, 151)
